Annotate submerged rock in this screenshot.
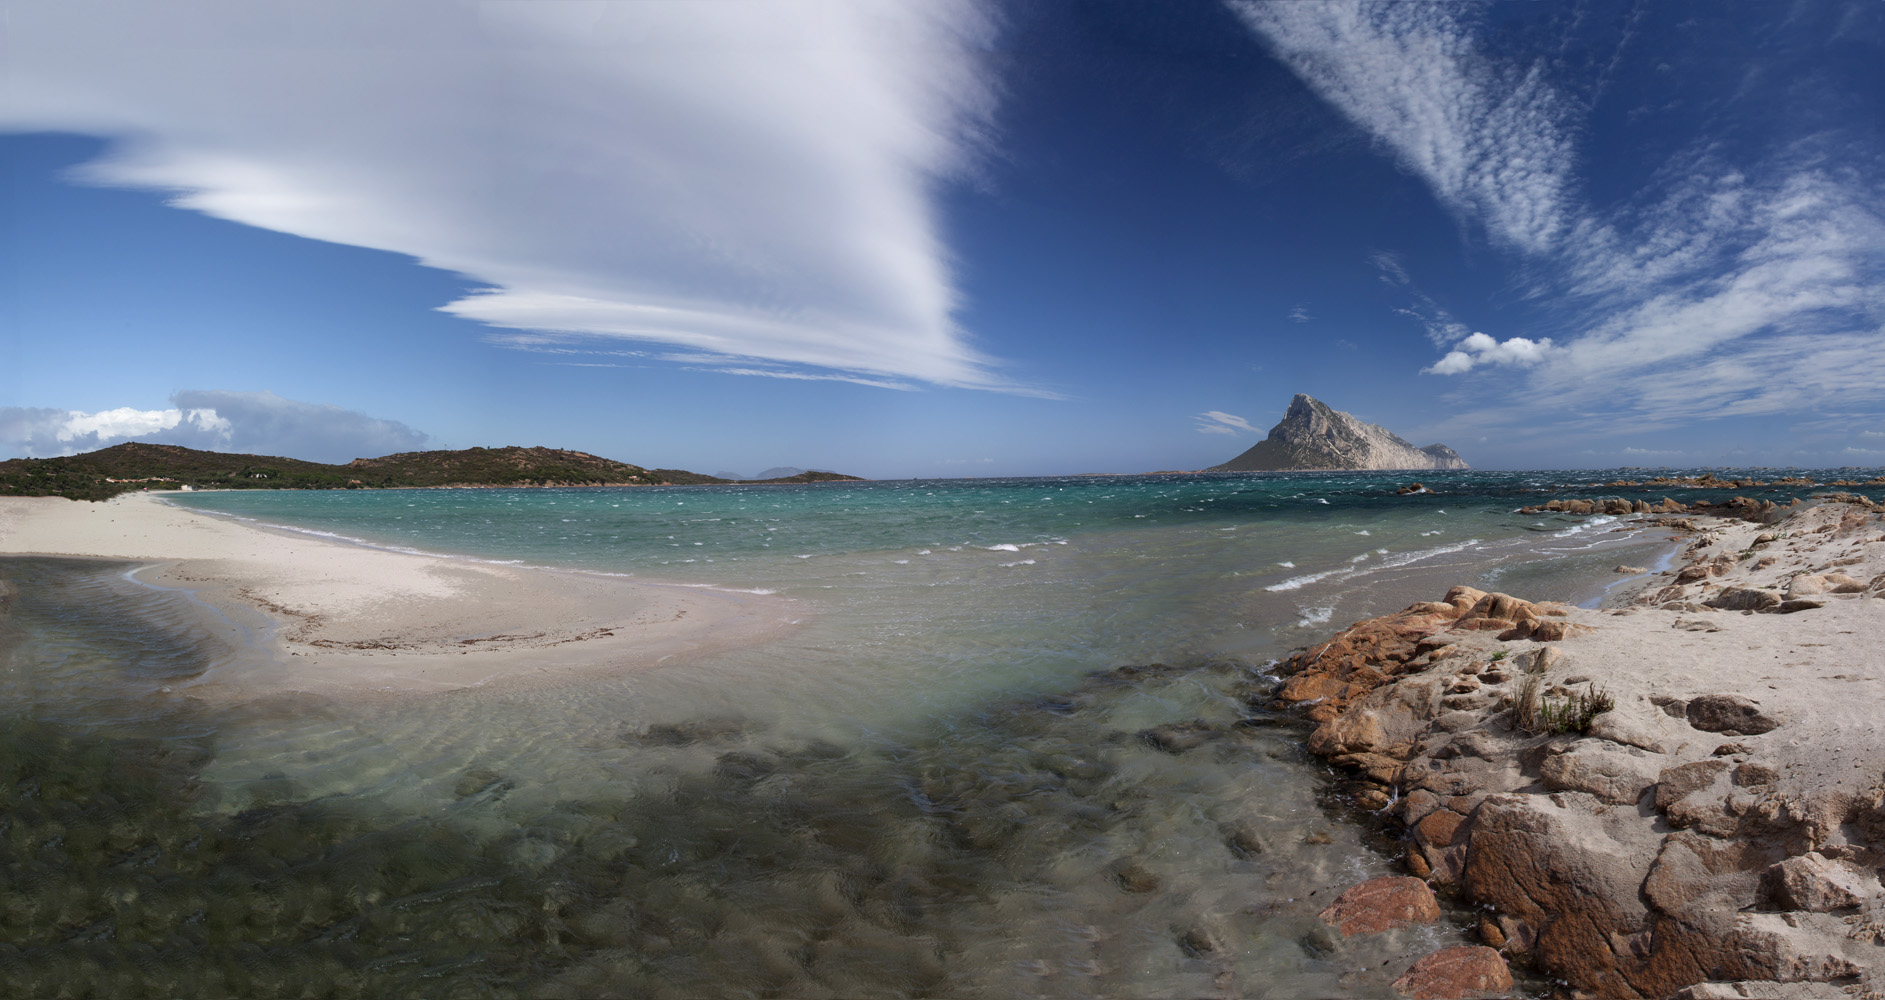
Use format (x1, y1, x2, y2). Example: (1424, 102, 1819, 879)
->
(1391, 945, 1514, 1000)
(620, 717, 751, 747)
(1316, 876, 1440, 936)
(1137, 720, 1217, 754)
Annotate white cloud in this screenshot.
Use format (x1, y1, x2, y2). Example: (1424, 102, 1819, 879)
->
(0, 391, 431, 463)
(1231, 2, 1575, 254)
(1288, 305, 1312, 323)
(1423, 331, 1555, 375)
(1194, 410, 1258, 435)
(1370, 250, 1411, 287)
(3, 0, 1012, 390)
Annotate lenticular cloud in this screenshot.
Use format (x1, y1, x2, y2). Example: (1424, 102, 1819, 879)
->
(2, 0, 1006, 389)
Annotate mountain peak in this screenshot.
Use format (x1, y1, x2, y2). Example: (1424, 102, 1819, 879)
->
(1208, 396, 1469, 472)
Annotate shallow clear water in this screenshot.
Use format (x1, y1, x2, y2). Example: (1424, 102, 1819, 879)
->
(8, 469, 1873, 996)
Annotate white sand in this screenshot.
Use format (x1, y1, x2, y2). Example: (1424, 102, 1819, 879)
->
(0, 492, 798, 698)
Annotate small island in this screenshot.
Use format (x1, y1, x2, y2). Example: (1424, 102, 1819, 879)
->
(1210, 394, 1468, 472)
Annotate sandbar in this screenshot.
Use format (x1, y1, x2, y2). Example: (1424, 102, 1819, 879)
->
(0, 493, 797, 699)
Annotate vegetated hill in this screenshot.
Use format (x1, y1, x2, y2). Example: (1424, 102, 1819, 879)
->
(345, 446, 671, 487)
(0, 443, 865, 501)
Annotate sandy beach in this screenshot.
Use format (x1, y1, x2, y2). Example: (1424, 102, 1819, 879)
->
(0, 492, 797, 698)
(1273, 498, 1885, 998)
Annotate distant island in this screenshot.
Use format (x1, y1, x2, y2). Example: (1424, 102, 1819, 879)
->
(0, 442, 866, 502)
(1209, 394, 1469, 472)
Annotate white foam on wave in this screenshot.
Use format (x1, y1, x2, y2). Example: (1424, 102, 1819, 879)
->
(1265, 537, 1485, 592)
(984, 543, 1021, 552)
(916, 549, 932, 555)
(1277, 561, 1295, 569)
(1265, 567, 1347, 592)
(1295, 604, 1335, 627)
(1552, 514, 1618, 538)
(1315, 498, 1330, 504)
(893, 559, 909, 565)
(999, 559, 1036, 568)
(1354, 530, 1370, 536)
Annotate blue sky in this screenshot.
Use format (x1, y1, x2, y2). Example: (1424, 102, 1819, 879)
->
(3, 0, 1882, 476)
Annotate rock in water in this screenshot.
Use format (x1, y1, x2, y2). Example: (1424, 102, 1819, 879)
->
(1316, 876, 1442, 936)
(1391, 946, 1514, 1000)
(1208, 394, 1470, 471)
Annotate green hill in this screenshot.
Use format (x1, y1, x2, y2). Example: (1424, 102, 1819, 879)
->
(0, 443, 865, 501)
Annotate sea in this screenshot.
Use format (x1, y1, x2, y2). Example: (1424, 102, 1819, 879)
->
(2, 468, 1873, 998)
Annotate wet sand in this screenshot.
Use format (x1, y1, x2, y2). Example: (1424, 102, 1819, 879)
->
(0, 493, 798, 698)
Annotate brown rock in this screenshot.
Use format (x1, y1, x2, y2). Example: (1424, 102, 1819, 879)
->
(1684, 694, 1780, 735)
(1705, 587, 1782, 612)
(1655, 759, 1733, 812)
(1783, 574, 1828, 598)
(1540, 740, 1662, 804)
(1644, 830, 1769, 919)
(1528, 619, 1591, 642)
(1496, 619, 1535, 641)
(1316, 876, 1441, 936)
(1278, 673, 1351, 704)
(1331, 751, 1405, 785)
(1390, 946, 1514, 1000)
(1467, 592, 1539, 622)
(1823, 572, 1865, 593)
(1463, 794, 1658, 997)
(1307, 709, 1387, 756)
(1760, 852, 1870, 912)
(1444, 585, 1488, 614)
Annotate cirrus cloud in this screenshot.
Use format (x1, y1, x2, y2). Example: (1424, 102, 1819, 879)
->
(1194, 410, 1258, 435)
(1231, 1, 1885, 428)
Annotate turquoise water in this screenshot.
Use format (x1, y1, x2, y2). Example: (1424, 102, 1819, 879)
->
(5, 470, 1873, 997)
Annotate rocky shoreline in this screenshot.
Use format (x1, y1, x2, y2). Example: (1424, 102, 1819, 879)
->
(1268, 498, 1885, 998)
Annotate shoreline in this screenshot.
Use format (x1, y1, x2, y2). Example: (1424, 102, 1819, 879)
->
(1271, 498, 1885, 998)
(0, 493, 801, 700)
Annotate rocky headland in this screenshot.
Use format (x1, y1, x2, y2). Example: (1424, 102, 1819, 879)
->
(1210, 394, 1469, 472)
(1266, 497, 1885, 998)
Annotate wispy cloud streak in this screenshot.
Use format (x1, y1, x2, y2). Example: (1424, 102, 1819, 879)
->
(1229, 1, 1576, 254)
(1194, 411, 1258, 435)
(5, 0, 1012, 390)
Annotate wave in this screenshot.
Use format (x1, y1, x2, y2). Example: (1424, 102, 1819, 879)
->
(1264, 538, 1485, 592)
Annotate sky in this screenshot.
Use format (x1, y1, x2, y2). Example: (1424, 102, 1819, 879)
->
(3, 0, 1882, 476)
